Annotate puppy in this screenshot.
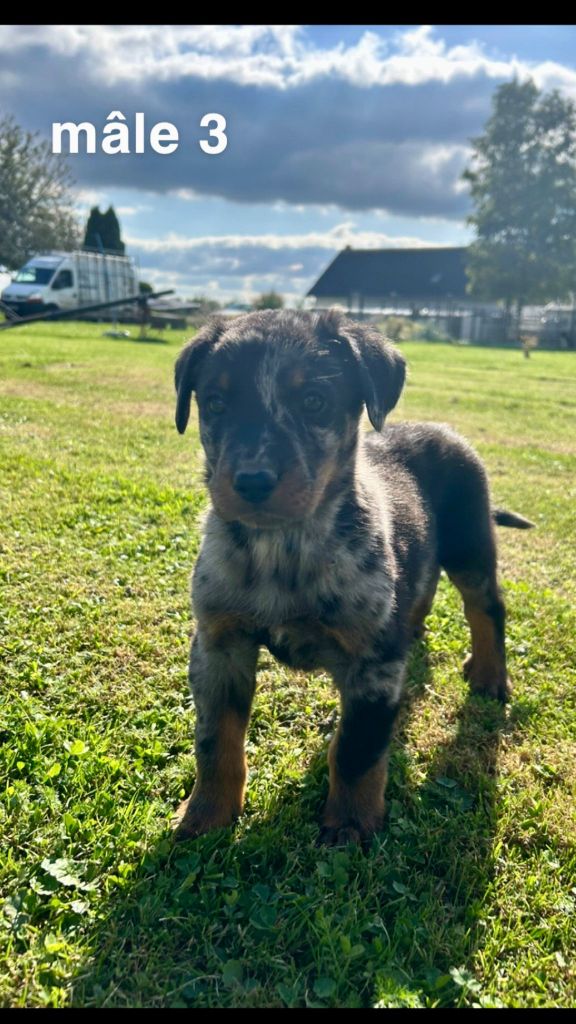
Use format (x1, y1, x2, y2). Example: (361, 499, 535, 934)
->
(172, 309, 533, 846)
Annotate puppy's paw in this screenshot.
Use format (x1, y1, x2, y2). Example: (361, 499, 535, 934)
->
(318, 822, 366, 848)
(319, 803, 384, 849)
(172, 794, 238, 842)
(463, 655, 511, 703)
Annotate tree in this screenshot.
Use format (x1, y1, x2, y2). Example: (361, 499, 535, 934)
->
(0, 113, 80, 270)
(83, 205, 125, 254)
(253, 290, 284, 310)
(463, 78, 576, 331)
(190, 295, 221, 313)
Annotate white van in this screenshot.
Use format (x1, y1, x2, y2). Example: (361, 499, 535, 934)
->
(1, 251, 139, 318)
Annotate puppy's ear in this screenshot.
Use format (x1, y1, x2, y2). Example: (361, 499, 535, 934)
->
(174, 318, 225, 434)
(317, 311, 406, 431)
(346, 322, 406, 430)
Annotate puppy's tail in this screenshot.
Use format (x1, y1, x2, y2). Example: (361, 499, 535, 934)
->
(492, 507, 535, 530)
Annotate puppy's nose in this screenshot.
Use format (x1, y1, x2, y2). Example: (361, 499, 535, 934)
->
(233, 469, 278, 504)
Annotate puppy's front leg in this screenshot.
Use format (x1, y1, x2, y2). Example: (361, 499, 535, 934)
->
(174, 624, 259, 840)
(320, 656, 405, 847)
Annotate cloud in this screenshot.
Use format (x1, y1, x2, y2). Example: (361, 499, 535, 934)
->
(73, 190, 151, 219)
(115, 204, 152, 216)
(2, 69, 483, 217)
(127, 223, 440, 253)
(128, 222, 446, 302)
(73, 188, 107, 207)
(1, 24, 573, 92)
(2, 25, 576, 219)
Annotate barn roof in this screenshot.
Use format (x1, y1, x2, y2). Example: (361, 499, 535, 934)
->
(307, 246, 469, 301)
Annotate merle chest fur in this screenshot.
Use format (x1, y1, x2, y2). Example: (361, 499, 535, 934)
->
(193, 508, 397, 669)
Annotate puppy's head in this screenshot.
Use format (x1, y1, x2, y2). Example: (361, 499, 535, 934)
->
(174, 309, 405, 528)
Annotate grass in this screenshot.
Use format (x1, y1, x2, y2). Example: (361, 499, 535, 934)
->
(0, 322, 575, 1008)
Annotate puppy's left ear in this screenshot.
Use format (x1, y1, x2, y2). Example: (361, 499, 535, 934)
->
(174, 317, 225, 434)
(341, 320, 406, 431)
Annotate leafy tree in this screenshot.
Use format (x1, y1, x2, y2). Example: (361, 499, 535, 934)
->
(83, 207, 102, 250)
(102, 206, 124, 254)
(0, 113, 80, 269)
(463, 78, 576, 329)
(190, 295, 221, 313)
(83, 205, 125, 254)
(139, 280, 153, 294)
(253, 290, 284, 310)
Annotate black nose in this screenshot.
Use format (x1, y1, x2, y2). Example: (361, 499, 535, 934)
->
(233, 469, 278, 504)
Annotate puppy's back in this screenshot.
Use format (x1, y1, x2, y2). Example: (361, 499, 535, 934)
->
(364, 421, 488, 515)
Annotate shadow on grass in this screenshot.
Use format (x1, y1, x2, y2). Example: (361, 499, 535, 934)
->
(105, 333, 171, 346)
(69, 641, 515, 1009)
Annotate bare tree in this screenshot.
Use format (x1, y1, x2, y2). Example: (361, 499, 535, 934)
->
(0, 113, 80, 270)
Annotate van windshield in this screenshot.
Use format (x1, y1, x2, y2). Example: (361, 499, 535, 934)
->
(13, 266, 57, 285)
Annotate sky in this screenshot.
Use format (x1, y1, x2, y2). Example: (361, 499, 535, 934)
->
(2, 24, 576, 305)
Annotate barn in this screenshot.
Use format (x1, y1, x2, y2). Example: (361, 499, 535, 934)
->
(306, 246, 474, 315)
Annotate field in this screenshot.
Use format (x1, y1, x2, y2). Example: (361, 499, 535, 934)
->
(0, 322, 575, 1008)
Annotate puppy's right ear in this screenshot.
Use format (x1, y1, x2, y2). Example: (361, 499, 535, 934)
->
(174, 318, 225, 434)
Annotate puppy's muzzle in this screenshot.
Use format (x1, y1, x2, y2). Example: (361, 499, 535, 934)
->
(233, 468, 278, 504)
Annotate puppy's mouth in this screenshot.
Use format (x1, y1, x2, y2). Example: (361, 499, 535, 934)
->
(223, 505, 300, 529)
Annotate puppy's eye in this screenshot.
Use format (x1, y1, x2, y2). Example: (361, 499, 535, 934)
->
(302, 391, 326, 415)
(206, 395, 226, 415)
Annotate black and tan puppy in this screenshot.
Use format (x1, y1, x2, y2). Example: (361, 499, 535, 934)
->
(172, 309, 532, 846)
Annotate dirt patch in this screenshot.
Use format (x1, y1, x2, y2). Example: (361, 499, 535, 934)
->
(0, 380, 57, 401)
(106, 399, 171, 419)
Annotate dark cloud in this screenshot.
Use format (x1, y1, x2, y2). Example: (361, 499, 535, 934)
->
(0, 41, 502, 219)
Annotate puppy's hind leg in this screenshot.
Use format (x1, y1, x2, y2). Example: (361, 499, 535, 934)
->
(438, 454, 511, 703)
(409, 567, 440, 640)
(448, 568, 510, 702)
(446, 564, 510, 701)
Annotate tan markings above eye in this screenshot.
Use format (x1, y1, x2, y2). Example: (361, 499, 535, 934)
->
(217, 372, 230, 390)
(289, 369, 305, 388)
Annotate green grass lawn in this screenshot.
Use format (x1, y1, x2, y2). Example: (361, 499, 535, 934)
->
(1, 322, 575, 1008)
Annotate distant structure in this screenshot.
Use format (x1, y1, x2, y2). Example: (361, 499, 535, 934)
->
(306, 246, 575, 347)
(307, 246, 476, 316)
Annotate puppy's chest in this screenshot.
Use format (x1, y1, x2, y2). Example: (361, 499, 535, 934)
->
(195, 525, 394, 631)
